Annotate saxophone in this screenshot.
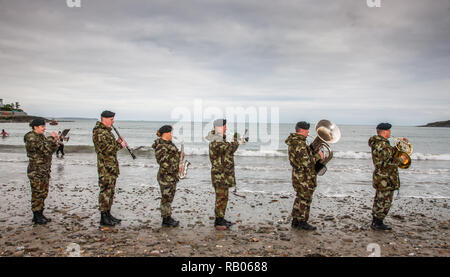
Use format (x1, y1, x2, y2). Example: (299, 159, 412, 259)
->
(177, 139, 191, 179)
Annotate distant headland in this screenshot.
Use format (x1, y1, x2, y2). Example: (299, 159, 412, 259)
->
(418, 120, 450, 127)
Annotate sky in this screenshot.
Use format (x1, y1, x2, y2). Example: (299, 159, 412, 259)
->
(0, 0, 449, 125)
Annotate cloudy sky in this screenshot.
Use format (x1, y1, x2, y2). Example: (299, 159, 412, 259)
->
(0, 0, 449, 125)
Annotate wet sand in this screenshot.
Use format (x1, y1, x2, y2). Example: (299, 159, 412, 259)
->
(0, 174, 449, 257)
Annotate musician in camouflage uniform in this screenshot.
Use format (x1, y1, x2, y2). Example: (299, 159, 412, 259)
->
(152, 125, 182, 227)
(285, 121, 324, 230)
(206, 119, 243, 230)
(92, 110, 127, 226)
(24, 118, 59, 225)
(368, 122, 407, 230)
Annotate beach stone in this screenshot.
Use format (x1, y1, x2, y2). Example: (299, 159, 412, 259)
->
(324, 216, 334, 221)
(342, 237, 353, 243)
(150, 250, 160, 256)
(12, 250, 24, 257)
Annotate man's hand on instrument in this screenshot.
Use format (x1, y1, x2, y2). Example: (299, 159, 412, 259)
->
(402, 137, 409, 143)
(181, 152, 186, 160)
(50, 132, 58, 141)
(117, 137, 128, 148)
(318, 150, 325, 160)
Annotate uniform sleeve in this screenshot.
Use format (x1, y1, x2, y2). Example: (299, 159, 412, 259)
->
(155, 145, 174, 168)
(289, 143, 313, 169)
(373, 143, 399, 168)
(94, 129, 122, 155)
(216, 141, 239, 155)
(25, 134, 58, 155)
(44, 136, 59, 154)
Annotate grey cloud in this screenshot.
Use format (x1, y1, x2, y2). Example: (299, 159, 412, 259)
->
(0, 0, 449, 124)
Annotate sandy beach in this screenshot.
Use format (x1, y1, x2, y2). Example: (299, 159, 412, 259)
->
(0, 167, 449, 257)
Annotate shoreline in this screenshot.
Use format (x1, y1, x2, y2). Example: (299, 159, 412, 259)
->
(0, 181, 448, 257)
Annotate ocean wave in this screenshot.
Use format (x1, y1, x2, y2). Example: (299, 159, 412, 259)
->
(2, 144, 450, 161)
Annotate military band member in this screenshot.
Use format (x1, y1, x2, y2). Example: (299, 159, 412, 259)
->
(206, 119, 241, 230)
(286, 121, 324, 230)
(152, 125, 182, 227)
(92, 111, 127, 226)
(368, 123, 407, 230)
(24, 118, 59, 225)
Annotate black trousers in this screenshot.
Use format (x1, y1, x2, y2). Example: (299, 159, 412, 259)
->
(57, 145, 65, 156)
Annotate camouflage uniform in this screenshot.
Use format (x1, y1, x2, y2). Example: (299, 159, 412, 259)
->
(152, 138, 181, 218)
(286, 133, 322, 222)
(206, 130, 240, 218)
(368, 135, 402, 220)
(93, 121, 123, 212)
(24, 131, 58, 212)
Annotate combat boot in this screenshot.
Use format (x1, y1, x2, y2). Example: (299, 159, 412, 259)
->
(370, 217, 392, 231)
(40, 209, 52, 223)
(291, 218, 299, 228)
(32, 211, 47, 225)
(223, 218, 232, 227)
(162, 216, 180, 227)
(296, 221, 317, 230)
(107, 210, 121, 224)
(100, 212, 116, 226)
(214, 217, 229, 229)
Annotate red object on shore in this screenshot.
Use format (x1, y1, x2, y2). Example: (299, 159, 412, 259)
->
(49, 120, 58, 125)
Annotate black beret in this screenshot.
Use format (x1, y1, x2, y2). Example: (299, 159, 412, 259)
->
(101, 110, 115, 118)
(158, 125, 173, 134)
(213, 119, 227, 127)
(296, 121, 310, 130)
(30, 118, 46, 128)
(376, 122, 392, 130)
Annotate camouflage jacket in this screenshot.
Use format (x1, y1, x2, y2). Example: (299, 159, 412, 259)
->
(285, 133, 321, 186)
(206, 130, 240, 187)
(24, 131, 58, 175)
(368, 135, 401, 191)
(152, 138, 181, 182)
(92, 121, 123, 177)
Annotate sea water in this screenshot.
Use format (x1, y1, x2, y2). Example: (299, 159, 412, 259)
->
(1, 120, 449, 199)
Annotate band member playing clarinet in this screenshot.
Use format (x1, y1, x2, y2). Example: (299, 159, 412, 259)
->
(152, 125, 182, 227)
(24, 118, 59, 224)
(286, 121, 324, 230)
(368, 123, 408, 230)
(92, 110, 127, 226)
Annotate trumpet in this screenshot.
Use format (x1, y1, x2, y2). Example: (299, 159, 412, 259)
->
(393, 137, 412, 169)
(174, 137, 191, 179)
(310, 119, 341, 176)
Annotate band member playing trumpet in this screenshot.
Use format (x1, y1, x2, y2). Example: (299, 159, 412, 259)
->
(206, 119, 243, 230)
(24, 118, 59, 224)
(286, 121, 324, 230)
(93, 110, 127, 226)
(368, 122, 408, 230)
(152, 125, 183, 227)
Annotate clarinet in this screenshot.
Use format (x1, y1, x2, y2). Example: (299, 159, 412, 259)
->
(112, 125, 136, 160)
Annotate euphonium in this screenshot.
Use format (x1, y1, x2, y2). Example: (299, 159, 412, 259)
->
(393, 137, 412, 169)
(310, 119, 341, 176)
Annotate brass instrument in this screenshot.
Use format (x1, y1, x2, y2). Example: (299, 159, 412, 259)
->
(393, 137, 412, 169)
(310, 119, 341, 176)
(174, 137, 191, 179)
